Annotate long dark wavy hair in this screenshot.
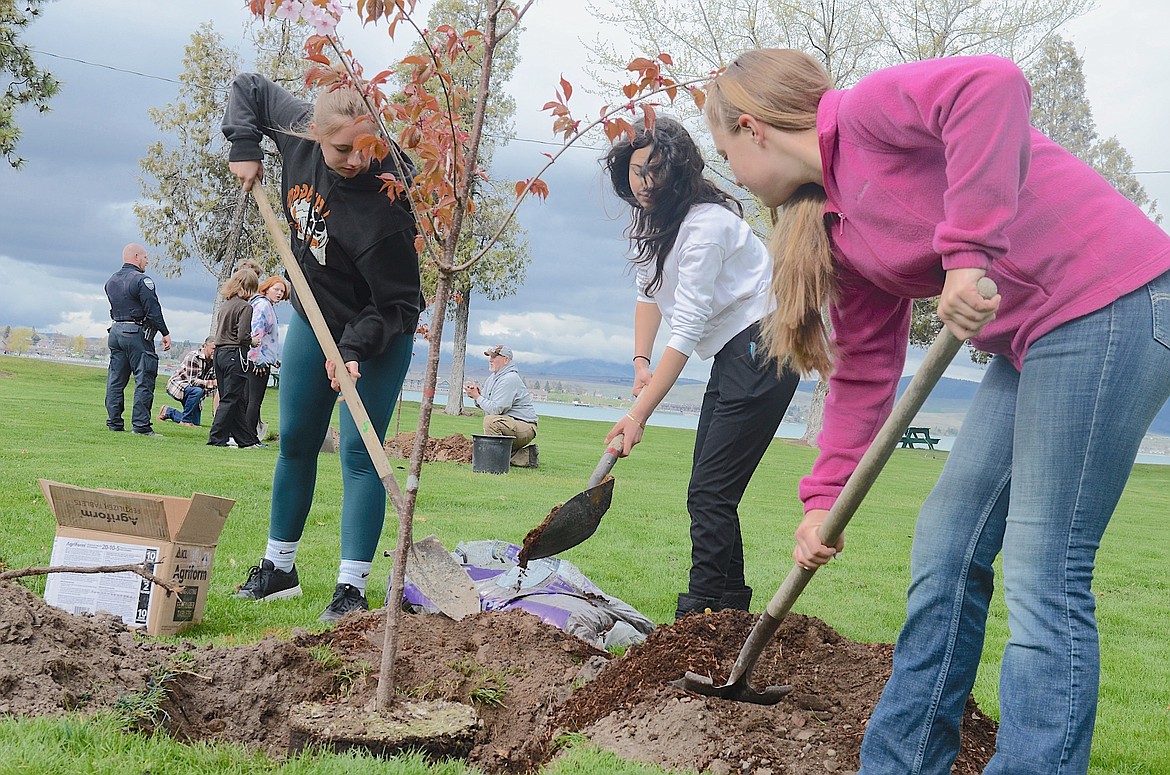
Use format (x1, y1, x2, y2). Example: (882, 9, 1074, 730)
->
(604, 116, 740, 296)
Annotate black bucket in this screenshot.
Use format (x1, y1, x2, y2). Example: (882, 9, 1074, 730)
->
(471, 434, 512, 474)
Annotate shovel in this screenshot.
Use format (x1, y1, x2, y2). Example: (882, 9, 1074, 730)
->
(517, 432, 624, 565)
(251, 186, 479, 621)
(408, 535, 480, 620)
(672, 278, 998, 704)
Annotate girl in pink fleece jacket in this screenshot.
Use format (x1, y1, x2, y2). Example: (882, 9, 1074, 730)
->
(705, 49, 1170, 775)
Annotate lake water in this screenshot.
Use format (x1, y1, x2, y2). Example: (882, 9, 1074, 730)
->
(26, 358, 1164, 467)
(407, 391, 1169, 467)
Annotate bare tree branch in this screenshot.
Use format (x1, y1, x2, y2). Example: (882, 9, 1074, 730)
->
(1, 564, 185, 596)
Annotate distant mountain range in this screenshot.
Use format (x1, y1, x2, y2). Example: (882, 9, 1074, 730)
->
(458, 356, 707, 385)
(441, 354, 1170, 437)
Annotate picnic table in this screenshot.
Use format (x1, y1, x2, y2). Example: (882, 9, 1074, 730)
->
(900, 426, 940, 450)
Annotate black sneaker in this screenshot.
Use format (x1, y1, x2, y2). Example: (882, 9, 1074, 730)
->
(235, 558, 302, 601)
(318, 583, 368, 623)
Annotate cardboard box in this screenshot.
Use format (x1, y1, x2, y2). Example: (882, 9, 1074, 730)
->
(38, 479, 234, 636)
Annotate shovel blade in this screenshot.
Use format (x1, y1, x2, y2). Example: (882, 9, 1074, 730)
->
(670, 671, 792, 706)
(519, 477, 614, 563)
(408, 535, 480, 621)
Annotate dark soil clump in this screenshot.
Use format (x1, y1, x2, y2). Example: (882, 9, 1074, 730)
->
(385, 432, 473, 463)
(0, 580, 998, 772)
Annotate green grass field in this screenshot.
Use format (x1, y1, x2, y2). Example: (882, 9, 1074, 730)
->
(0, 354, 1166, 774)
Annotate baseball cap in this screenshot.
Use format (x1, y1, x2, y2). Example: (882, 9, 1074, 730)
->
(484, 344, 513, 359)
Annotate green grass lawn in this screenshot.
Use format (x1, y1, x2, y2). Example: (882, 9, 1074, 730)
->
(0, 354, 1166, 774)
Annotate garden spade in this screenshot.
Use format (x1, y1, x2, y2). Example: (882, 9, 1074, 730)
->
(673, 278, 998, 705)
(517, 432, 624, 565)
(408, 535, 480, 620)
(251, 186, 479, 621)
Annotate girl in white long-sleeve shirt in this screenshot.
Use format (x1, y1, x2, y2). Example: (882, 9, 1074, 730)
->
(603, 117, 800, 619)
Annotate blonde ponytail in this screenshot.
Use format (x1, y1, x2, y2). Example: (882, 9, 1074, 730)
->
(705, 48, 836, 376)
(761, 185, 835, 376)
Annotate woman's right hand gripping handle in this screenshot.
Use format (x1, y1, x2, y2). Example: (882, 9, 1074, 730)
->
(230, 160, 264, 191)
(794, 509, 844, 570)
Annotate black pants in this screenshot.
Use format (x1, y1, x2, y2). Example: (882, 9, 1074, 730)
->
(208, 347, 260, 447)
(104, 322, 158, 432)
(243, 365, 271, 439)
(686, 323, 799, 599)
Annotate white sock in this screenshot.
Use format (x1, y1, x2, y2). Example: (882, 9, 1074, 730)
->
(265, 539, 299, 572)
(337, 560, 372, 593)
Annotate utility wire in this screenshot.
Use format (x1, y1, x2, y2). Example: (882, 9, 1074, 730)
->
(24, 46, 1170, 172)
(32, 49, 181, 85)
(27, 45, 606, 151)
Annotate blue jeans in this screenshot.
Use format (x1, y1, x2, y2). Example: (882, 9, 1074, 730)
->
(860, 270, 1170, 775)
(162, 385, 206, 425)
(268, 312, 413, 562)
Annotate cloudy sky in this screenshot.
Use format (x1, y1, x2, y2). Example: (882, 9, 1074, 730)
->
(3, 0, 1168, 384)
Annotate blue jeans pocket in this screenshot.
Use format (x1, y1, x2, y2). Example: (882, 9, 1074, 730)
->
(1150, 269, 1170, 350)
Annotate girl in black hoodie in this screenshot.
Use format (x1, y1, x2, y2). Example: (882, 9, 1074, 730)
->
(223, 73, 421, 624)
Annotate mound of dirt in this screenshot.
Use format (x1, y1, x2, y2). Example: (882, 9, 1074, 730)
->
(385, 432, 473, 463)
(0, 580, 997, 772)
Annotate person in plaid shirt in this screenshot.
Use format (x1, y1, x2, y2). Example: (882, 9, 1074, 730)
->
(158, 338, 217, 426)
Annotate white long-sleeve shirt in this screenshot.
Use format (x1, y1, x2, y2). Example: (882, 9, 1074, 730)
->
(635, 203, 772, 360)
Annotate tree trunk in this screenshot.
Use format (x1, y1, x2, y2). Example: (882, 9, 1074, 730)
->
(802, 378, 828, 447)
(445, 290, 471, 415)
(207, 259, 236, 339)
(208, 188, 250, 338)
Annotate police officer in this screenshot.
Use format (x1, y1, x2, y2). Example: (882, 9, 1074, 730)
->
(104, 243, 172, 435)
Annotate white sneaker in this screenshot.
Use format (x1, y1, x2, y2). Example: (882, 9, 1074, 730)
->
(227, 438, 238, 448)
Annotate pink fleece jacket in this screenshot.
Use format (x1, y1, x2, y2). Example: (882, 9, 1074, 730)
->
(800, 55, 1170, 512)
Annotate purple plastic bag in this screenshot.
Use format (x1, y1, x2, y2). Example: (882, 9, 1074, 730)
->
(402, 540, 655, 648)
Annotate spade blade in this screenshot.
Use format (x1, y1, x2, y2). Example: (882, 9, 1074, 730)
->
(408, 535, 480, 620)
(518, 477, 614, 565)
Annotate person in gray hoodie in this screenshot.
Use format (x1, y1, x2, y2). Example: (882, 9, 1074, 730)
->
(464, 344, 538, 451)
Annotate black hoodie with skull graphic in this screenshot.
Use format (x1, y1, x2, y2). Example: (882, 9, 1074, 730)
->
(222, 73, 422, 364)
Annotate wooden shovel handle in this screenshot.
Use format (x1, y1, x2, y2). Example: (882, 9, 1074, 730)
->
(717, 277, 1000, 690)
(250, 186, 405, 513)
(816, 276, 998, 548)
(763, 277, 998, 623)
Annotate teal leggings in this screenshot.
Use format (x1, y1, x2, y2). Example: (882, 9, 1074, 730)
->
(269, 312, 413, 562)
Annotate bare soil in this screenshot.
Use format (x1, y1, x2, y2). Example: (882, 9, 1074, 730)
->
(385, 432, 474, 463)
(0, 580, 997, 773)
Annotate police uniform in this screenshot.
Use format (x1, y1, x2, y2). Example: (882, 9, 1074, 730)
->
(104, 262, 170, 432)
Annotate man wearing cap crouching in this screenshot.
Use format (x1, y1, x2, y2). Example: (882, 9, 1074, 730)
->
(464, 344, 538, 455)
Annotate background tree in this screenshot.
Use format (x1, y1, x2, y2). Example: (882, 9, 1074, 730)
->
(438, 183, 529, 415)
(71, 334, 85, 355)
(868, 0, 1090, 63)
(7, 326, 32, 354)
(1028, 35, 1160, 223)
(1, 0, 60, 168)
(397, 0, 531, 416)
(135, 21, 310, 330)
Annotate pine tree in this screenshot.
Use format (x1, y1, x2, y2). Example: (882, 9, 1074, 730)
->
(1, 0, 60, 167)
(1028, 35, 1160, 222)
